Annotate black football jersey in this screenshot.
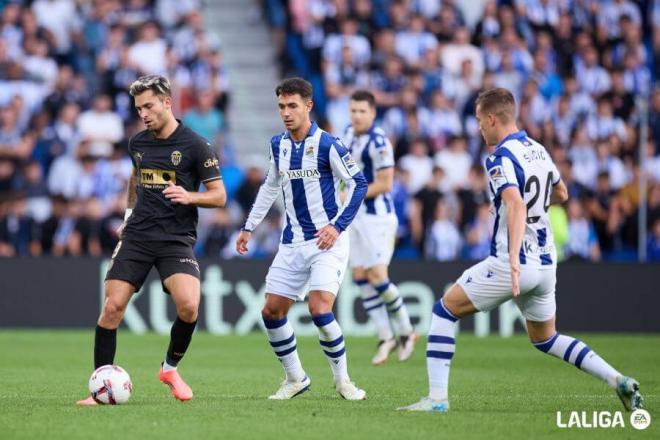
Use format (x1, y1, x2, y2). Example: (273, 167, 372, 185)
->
(123, 121, 222, 244)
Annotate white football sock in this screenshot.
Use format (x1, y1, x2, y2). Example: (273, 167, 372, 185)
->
(427, 299, 459, 401)
(534, 333, 621, 388)
(376, 281, 414, 336)
(263, 316, 306, 382)
(312, 312, 349, 382)
(357, 279, 394, 341)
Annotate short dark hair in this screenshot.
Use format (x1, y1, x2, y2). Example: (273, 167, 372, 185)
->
(350, 90, 376, 108)
(129, 75, 171, 97)
(475, 88, 516, 123)
(275, 77, 313, 100)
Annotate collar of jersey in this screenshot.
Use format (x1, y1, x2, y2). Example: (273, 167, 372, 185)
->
(283, 121, 318, 141)
(494, 130, 527, 151)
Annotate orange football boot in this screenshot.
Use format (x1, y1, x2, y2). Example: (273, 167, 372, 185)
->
(158, 367, 193, 401)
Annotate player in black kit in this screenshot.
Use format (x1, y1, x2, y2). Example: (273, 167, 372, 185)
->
(77, 75, 226, 405)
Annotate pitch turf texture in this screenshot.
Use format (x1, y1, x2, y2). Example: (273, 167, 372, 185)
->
(1, 331, 657, 440)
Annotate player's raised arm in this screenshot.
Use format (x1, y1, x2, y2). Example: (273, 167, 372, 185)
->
(328, 141, 367, 232)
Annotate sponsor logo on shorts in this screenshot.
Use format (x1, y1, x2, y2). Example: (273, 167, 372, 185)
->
(179, 258, 200, 271)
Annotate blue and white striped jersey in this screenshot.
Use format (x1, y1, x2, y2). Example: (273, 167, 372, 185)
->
(342, 124, 395, 217)
(244, 122, 368, 245)
(485, 130, 561, 268)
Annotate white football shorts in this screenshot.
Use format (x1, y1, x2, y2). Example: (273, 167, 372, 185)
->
(265, 232, 349, 301)
(456, 256, 557, 322)
(349, 213, 397, 269)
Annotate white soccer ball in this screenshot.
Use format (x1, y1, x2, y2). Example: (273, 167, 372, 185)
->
(88, 365, 133, 404)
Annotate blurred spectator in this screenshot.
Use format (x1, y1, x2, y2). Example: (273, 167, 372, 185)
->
(0, 104, 36, 161)
(409, 166, 451, 252)
(398, 138, 433, 195)
(577, 46, 612, 97)
(434, 135, 471, 190)
(585, 171, 622, 255)
(128, 20, 167, 75)
(425, 198, 461, 261)
(183, 89, 225, 145)
(456, 165, 489, 231)
(464, 202, 493, 260)
(564, 199, 601, 261)
(394, 13, 437, 68)
(203, 207, 233, 257)
(647, 218, 660, 261)
(77, 95, 124, 157)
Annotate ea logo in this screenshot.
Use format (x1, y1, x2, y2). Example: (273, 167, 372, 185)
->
(630, 409, 651, 430)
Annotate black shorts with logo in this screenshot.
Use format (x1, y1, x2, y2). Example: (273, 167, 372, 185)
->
(105, 239, 200, 293)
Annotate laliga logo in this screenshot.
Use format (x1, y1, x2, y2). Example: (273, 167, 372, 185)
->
(556, 410, 651, 430)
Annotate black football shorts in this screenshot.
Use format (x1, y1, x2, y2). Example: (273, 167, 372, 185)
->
(105, 239, 200, 293)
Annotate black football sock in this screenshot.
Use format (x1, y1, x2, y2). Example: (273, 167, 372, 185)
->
(94, 325, 117, 369)
(165, 317, 197, 367)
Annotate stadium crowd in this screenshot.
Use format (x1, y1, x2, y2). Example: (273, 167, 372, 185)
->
(1, 0, 659, 262)
(265, 0, 660, 261)
(0, 0, 232, 257)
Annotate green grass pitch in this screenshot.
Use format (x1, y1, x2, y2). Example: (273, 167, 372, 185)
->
(1, 331, 657, 440)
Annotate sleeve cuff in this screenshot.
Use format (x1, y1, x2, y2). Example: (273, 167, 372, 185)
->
(202, 176, 222, 183)
(495, 182, 517, 197)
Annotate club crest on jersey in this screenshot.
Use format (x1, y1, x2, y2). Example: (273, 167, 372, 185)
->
(171, 150, 182, 166)
(306, 145, 314, 155)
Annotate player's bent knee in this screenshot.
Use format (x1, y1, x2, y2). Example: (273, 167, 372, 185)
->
(365, 266, 388, 285)
(307, 292, 334, 316)
(261, 305, 286, 321)
(100, 300, 127, 325)
(352, 267, 366, 280)
(441, 284, 477, 318)
(308, 301, 332, 316)
(526, 318, 556, 344)
(177, 303, 199, 322)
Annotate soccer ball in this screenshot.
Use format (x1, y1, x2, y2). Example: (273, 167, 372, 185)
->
(88, 365, 132, 404)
